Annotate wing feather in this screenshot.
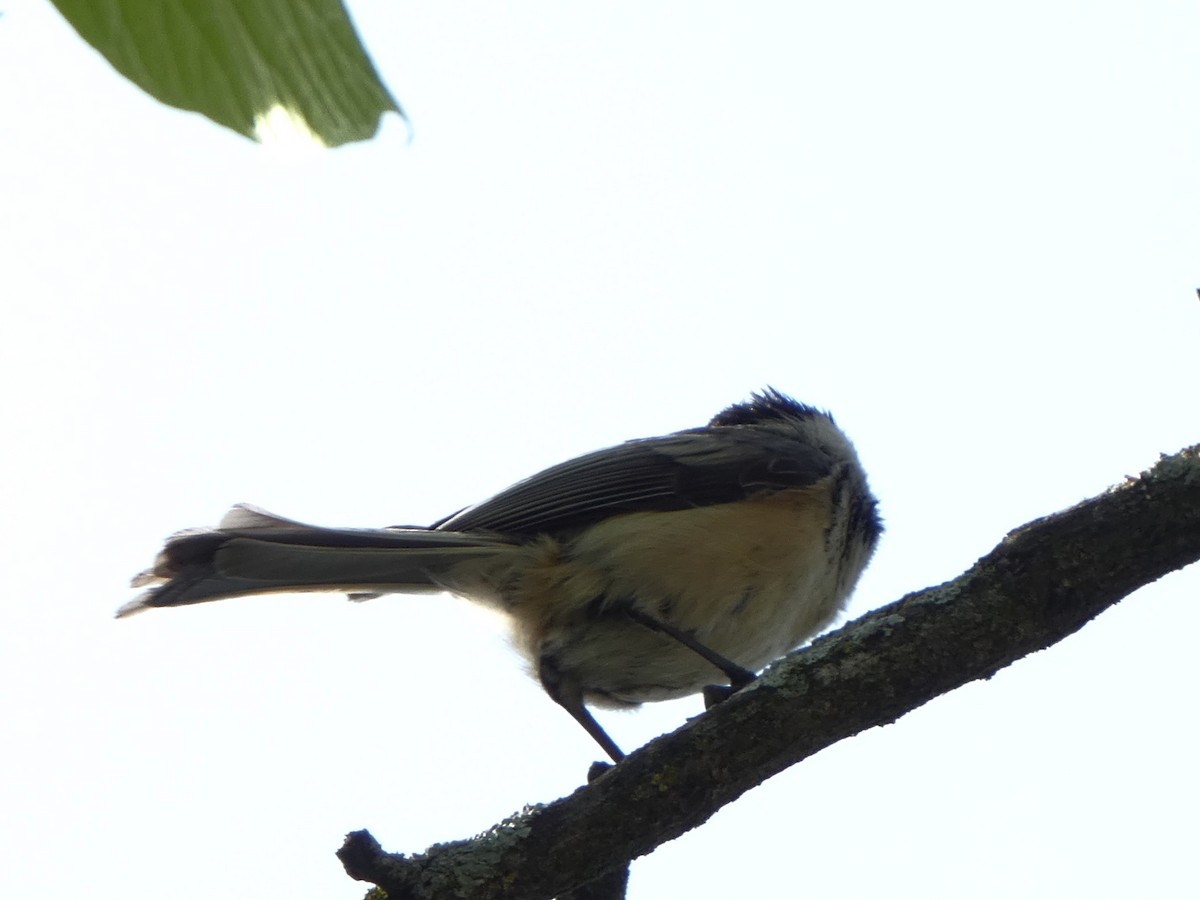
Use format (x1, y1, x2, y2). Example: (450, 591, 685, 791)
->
(434, 426, 834, 535)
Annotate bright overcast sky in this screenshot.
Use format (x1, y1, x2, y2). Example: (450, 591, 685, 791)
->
(3, 3, 1199, 898)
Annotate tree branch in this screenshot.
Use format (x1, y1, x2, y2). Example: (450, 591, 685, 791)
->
(338, 444, 1200, 900)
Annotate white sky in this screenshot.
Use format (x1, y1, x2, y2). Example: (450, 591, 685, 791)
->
(3, 2, 1199, 898)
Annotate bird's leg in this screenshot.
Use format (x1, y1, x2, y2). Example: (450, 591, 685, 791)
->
(538, 656, 626, 763)
(624, 607, 757, 709)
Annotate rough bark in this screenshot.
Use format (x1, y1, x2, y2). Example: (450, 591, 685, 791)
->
(338, 444, 1200, 900)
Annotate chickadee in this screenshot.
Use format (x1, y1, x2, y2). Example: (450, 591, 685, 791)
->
(120, 389, 881, 762)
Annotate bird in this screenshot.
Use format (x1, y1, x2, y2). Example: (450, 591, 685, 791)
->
(119, 389, 881, 762)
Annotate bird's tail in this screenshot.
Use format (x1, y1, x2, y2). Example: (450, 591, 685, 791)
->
(118, 504, 518, 618)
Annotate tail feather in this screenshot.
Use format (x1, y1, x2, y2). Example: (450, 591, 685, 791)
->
(119, 504, 516, 618)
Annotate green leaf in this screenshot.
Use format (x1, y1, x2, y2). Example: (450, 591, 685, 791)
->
(51, 0, 404, 147)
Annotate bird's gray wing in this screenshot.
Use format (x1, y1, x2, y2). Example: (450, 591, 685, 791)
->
(432, 426, 834, 536)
